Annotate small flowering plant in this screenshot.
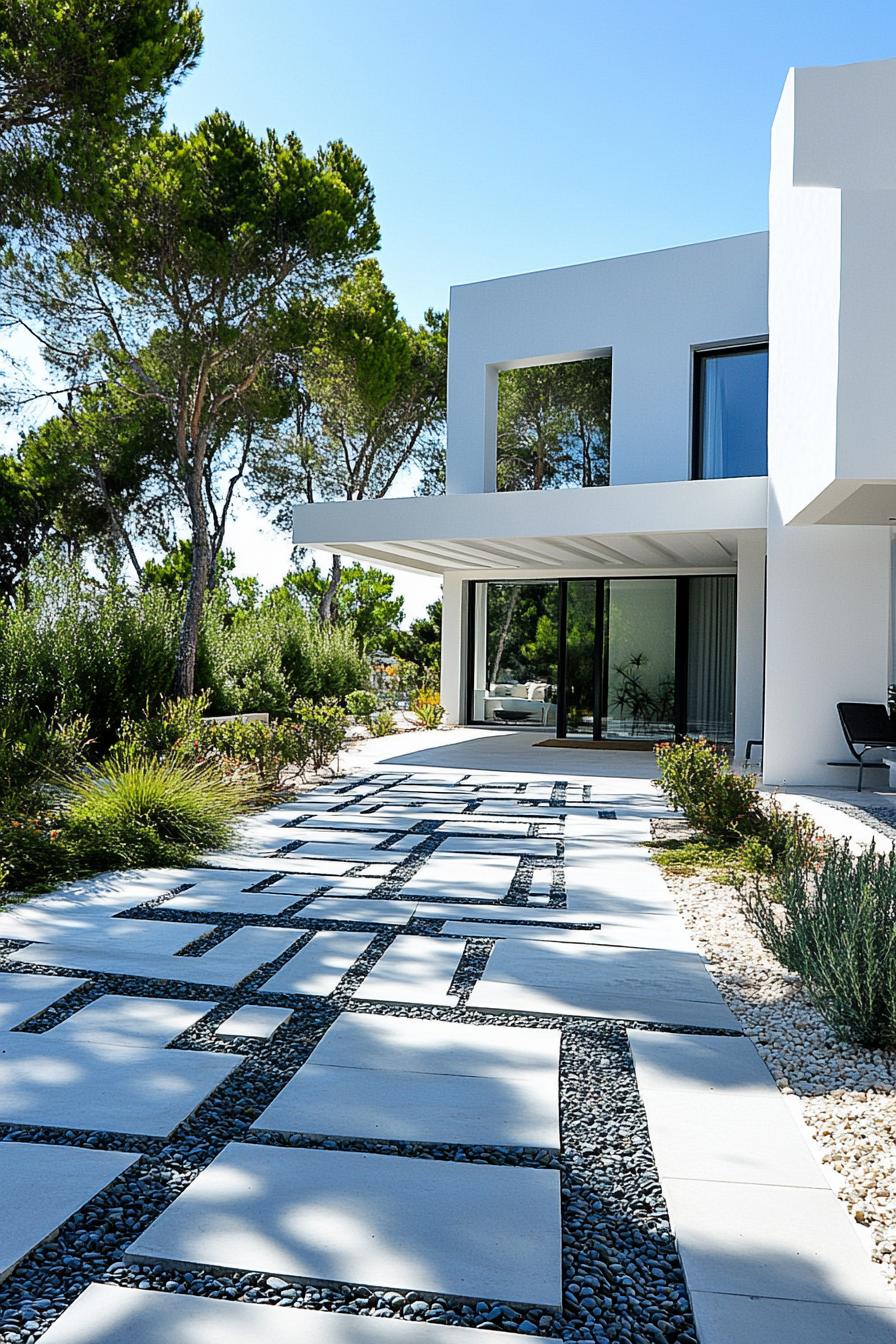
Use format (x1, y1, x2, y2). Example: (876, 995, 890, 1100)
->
(411, 689, 445, 730)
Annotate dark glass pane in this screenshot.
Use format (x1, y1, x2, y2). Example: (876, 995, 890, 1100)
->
(687, 575, 736, 743)
(565, 580, 598, 736)
(604, 579, 677, 741)
(497, 357, 611, 491)
(470, 581, 558, 726)
(699, 348, 768, 478)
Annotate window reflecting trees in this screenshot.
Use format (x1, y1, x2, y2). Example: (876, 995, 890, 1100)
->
(496, 357, 611, 491)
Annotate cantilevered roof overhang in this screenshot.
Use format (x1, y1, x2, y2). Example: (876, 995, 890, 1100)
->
(292, 476, 769, 576)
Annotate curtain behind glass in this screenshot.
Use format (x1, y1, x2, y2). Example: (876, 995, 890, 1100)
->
(687, 576, 736, 743)
(699, 348, 768, 478)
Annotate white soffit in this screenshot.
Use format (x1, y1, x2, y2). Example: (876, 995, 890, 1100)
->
(293, 478, 766, 575)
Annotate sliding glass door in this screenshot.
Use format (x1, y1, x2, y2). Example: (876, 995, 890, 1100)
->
(604, 578, 677, 742)
(467, 574, 736, 744)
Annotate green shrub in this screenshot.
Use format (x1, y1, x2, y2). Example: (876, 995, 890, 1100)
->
(199, 719, 310, 786)
(741, 837, 896, 1048)
(293, 699, 348, 772)
(202, 597, 368, 714)
(61, 753, 249, 870)
(0, 809, 77, 895)
(117, 695, 209, 762)
(346, 689, 379, 722)
(369, 709, 397, 737)
(411, 689, 445, 729)
(655, 737, 766, 842)
(0, 554, 181, 749)
(0, 712, 91, 811)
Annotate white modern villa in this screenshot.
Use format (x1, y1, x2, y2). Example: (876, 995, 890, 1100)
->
(294, 56, 896, 787)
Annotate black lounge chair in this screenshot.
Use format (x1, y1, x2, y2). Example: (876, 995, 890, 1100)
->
(834, 702, 896, 791)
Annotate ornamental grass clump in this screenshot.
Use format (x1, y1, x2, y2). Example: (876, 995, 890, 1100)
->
(61, 753, 249, 870)
(741, 838, 896, 1048)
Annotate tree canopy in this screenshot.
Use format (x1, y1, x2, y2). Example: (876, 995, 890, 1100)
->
(0, 0, 202, 224)
(3, 110, 379, 693)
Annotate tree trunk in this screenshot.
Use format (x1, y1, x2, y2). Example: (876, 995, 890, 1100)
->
(319, 552, 342, 623)
(174, 476, 211, 698)
(489, 585, 519, 687)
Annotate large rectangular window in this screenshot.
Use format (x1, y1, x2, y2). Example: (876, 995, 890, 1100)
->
(468, 574, 736, 745)
(694, 345, 768, 479)
(469, 581, 558, 726)
(496, 356, 611, 491)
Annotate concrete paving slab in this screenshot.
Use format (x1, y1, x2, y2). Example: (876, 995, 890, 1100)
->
(285, 828, 404, 847)
(474, 939, 727, 1003)
(295, 898, 417, 925)
(0, 971, 87, 1030)
(253, 1012, 559, 1146)
(124, 1142, 562, 1307)
(0, 1035, 242, 1135)
(12, 926, 301, 988)
(44, 995, 215, 1049)
(628, 1029, 782, 1096)
(664, 1178, 895, 1307)
(689, 1292, 896, 1344)
(3, 913, 215, 955)
(215, 1005, 293, 1039)
(204, 853, 357, 876)
(38, 1283, 561, 1343)
(305, 1012, 561, 1077)
(253, 1060, 559, 1147)
(159, 886, 301, 915)
(440, 921, 608, 944)
(258, 932, 376, 996)
(629, 1031, 831, 1184)
(293, 812, 417, 832)
(435, 816, 558, 834)
(400, 852, 521, 902)
(563, 816, 653, 842)
(587, 916, 696, 953)
(277, 842, 399, 864)
(436, 836, 558, 857)
(352, 936, 464, 1007)
(637, 1088, 827, 1186)
(467, 978, 739, 1027)
(265, 874, 382, 897)
(413, 902, 599, 923)
(562, 841, 675, 915)
(384, 834, 426, 852)
(0, 1143, 139, 1283)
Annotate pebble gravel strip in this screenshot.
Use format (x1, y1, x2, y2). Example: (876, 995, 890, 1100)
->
(654, 816, 896, 1286)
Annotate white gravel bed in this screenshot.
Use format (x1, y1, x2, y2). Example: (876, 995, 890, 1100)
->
(657, 831, 896, 1284)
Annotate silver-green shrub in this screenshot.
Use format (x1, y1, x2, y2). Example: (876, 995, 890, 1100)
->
(741, 837, 896, 1048)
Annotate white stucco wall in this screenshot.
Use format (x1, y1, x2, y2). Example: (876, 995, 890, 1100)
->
(770, 60, 896, 526)
(763, 59, 896, 784)
(446, 233, 769, 495)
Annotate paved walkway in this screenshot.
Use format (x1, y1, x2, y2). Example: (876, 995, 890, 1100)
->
(0, 728, 894, 1343)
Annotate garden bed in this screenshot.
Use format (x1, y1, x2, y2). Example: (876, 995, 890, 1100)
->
(653, 815, 896, 1284)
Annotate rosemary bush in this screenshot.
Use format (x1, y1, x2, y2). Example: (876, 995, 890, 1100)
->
(741, 838, 896, 1048)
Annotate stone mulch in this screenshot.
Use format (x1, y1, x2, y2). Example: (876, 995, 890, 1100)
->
(652, 817, 896, 1284)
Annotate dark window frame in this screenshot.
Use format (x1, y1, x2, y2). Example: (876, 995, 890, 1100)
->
(464, 574, 737, 743)
(691, 342, 769, 481)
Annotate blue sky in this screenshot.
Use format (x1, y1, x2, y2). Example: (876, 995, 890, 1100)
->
(167, 1, 896, 616)
(169, 0, 896, 324)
